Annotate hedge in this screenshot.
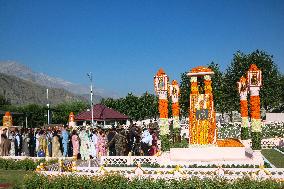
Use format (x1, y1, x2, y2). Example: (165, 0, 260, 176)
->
(23, 173, 284, 189)
(0, 158, 58, 171)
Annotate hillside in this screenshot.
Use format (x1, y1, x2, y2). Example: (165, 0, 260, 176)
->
(0, 61, 117, 98)
(0, 73, 90, 105)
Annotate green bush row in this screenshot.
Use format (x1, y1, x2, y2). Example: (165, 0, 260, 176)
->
(23, 173, 283, 189)
(0, 158, 58, 171)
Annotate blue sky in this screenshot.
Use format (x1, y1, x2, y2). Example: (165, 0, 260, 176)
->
(0, 0, 283, 96)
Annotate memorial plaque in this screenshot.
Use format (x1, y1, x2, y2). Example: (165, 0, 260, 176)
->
(196, 109, 209, 120)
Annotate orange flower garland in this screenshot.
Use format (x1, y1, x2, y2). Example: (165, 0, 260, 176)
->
(204, 80, 212, 94)
(189, 72, 216, 145)
(159, 99, 168, 118)
(240, 100, 248, 117)
(217, 139, 244, 147)
(190, 66, 213, 73)
(207, 94, 216, 144)
(172, 102, 179, 117)
(3, 111, 13, 127)
(250, 96, 260, 119)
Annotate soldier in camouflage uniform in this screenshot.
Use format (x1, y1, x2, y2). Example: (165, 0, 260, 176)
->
(107, 126, 127, 156)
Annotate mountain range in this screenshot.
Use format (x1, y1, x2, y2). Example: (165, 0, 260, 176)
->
(0, 61, 105, 105)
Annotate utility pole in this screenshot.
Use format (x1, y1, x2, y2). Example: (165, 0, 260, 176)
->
(87, 72, 94, 126)
(47, 88, 50, 125)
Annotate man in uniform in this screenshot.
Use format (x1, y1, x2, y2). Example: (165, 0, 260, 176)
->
(107, 126, 127, 156)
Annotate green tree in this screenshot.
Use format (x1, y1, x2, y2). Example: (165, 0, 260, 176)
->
(208, 62, 225, 114)
(101, 92, 159, 121)
(16, 104, 46, 127)
(223, 50, 282, 114)
(179, 72, 191, 117)
(52, 101, 88, 124)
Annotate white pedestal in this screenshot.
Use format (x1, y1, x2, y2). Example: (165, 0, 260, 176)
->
(253, 150, 264, 166)
(170, 146, 247, 161)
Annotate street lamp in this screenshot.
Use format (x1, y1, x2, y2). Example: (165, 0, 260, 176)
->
(47, 88, 50, 125)
(87, 72, 94, 126)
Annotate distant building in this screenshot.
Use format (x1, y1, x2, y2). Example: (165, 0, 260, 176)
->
(75, 104, 129, 128)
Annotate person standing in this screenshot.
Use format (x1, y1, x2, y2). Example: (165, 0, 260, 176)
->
(0, 134, 11, 156)
(71, 130, 80, 159)
(38, 130, 47, 157)
(35, 129, 40, 156)
(108, 127, 126, 156)
(96, 130, 107, 157)
(14, 129, 22, 156)
(22, 130, 30, 156)
(141, 128, 152, 156)
(79, 129, 89, 160)
(9, 131, 15, 156)
(29, 129, 36, 157)
(107, 127, 116, 156)
(61, 126, 69, 157)
(52, 131, 62, 157)
(46, 129, 53, 157)
(89, 130, 98, 159)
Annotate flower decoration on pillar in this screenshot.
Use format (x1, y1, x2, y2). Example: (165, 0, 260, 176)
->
(68, 112, 76, 127)
(169, 80, 180, 129)
(237, 76, 249, 140)
(3, 112, 13, 127)
(187, 66, 216, 145)
(247, 64, 262, 150)
(154, 68, 169, 135)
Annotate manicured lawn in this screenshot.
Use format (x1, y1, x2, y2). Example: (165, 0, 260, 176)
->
(262, 149, 284, 168)
(0, 170, 33, 189)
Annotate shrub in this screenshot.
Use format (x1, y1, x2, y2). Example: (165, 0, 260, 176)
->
(0, 158, 58, 171)
(23, 173, 284, 189)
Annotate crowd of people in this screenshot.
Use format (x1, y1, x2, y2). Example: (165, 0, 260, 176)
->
(0, 121, 160, 159)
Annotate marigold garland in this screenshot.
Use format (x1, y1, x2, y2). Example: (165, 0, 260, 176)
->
(240, 100, 248, 117)
(250, 96, 260, 119)
(190, 66, 213, 73)
(159, 99, 168, 118)
(217, 139, 244, 147)
(172, 102, 179, 117)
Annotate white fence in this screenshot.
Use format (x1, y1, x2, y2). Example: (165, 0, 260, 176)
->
(41, 167, 284, 180)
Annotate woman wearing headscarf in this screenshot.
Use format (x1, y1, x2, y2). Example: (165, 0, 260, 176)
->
(52, 131, 62, 157)
(96, 130, 107, 157)
(22, 130, 30, 156)
(71, 130, 80, 159)
(79, 129, 89, 160)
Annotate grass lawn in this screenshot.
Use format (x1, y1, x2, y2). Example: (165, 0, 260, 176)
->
(0, 170, 33, 189)
(262, 149, 284, 168)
